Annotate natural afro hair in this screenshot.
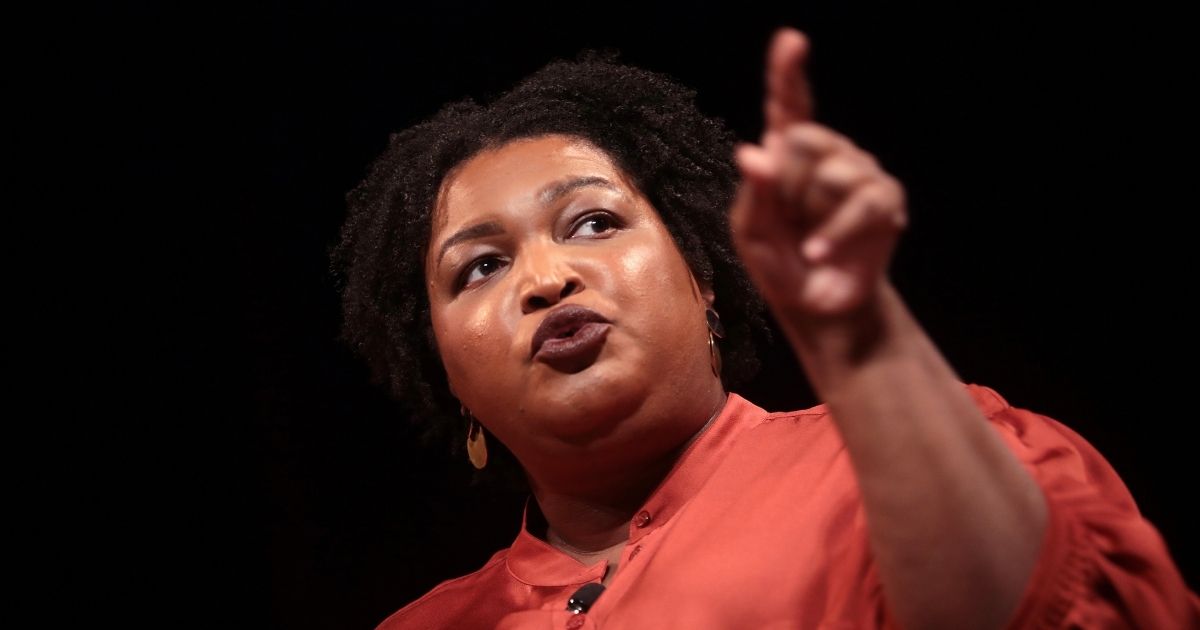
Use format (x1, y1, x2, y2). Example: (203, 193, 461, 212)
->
(330, 52, 769, 482)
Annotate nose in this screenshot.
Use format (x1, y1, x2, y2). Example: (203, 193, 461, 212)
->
(518, 244, 584, 314)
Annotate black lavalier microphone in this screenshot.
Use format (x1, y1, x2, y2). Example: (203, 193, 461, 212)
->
(566, 583, 606, 614)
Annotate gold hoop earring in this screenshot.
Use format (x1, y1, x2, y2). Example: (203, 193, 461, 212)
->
(462, 404, 488, 470)
(706, 308, 724, 379)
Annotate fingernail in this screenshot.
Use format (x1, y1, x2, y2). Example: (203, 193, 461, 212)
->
(802, 237, 829, 262)
(737, 144, 776, 179)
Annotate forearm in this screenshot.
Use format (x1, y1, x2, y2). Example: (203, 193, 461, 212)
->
(782, 281, 1048, 630)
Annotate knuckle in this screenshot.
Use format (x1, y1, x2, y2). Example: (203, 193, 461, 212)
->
(862, 198, 888, 222)
(865, 180, 902, 207)
(859, 185, 889, 210)
(856, 186, 897, 223)
(860, 181, 907, 230)
(785, 123, 842, 154)
(815, 156, 862, 189)
(808, 160, 870, 211)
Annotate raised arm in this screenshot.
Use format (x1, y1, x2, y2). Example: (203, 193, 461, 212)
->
(730, 28, 1049, 629)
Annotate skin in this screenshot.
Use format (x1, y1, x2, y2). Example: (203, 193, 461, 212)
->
(731, 29, 1048, 629)
(427, 28, 1049, 627)
(425, 136, 726, 581)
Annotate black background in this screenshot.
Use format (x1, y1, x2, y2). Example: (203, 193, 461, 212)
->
(47, 2, 1195, 628)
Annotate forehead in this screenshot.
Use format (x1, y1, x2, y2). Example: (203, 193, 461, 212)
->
(433, 135, 632, 231)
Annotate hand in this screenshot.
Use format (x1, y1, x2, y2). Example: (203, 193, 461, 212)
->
(731, 28, 907, 323)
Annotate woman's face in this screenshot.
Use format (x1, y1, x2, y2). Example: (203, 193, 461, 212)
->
(425, 135, 723, 472)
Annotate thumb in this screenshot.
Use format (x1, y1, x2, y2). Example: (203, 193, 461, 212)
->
(731, 179, 810, 304)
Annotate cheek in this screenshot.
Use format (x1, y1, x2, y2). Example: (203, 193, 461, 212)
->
(620, 231, 696, 298)
(609, 235, 704, 330)
(614, 244, 659, 300)
(432, 298, 516, 393)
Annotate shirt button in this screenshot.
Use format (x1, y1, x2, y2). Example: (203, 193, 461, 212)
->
(566, 614, 587, 629)
(634, 510, 652, 528)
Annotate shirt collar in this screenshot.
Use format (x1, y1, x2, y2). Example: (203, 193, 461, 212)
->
(503, 385, 1009, 586)
(505, 393, 765, 586)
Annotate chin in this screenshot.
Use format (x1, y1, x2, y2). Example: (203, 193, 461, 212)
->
(528, 358, 649, 446)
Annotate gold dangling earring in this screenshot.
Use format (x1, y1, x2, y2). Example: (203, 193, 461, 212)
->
(705, 308, 724, 379)
(463, 404, 488, 470)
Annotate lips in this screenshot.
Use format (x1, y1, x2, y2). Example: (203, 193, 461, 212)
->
(530, 304, 613, 372)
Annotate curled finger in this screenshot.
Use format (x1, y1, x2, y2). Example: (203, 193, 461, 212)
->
(801, 152, 877, 218)
(802, 179, 907, 263)
(731, 146, 787, 242)
(773, 124, 843, 216)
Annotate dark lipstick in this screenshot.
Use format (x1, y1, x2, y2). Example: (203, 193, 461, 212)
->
(530, 305, 612, 371)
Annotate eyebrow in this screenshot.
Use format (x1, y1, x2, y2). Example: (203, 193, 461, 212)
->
(435, 176, 620, 267)
(435, 220, 505, 267)
(538, 175, 618, 204)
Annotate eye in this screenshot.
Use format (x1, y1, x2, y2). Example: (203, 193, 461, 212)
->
(569, 211, 620, 238)
(459, 256, 508, 289)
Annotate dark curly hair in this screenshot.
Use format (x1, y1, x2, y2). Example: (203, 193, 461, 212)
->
(330, 53, 769, 485)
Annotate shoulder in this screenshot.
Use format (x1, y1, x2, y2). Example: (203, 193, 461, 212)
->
(964, 383, 1136, 502)
(965, 385, 1200, 627)
(739, 383, 1116, 487)
(376, 548, 511, 630)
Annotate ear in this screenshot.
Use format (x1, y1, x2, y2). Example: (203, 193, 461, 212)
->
(700, 283, 715, 310)
(688, 270, 716, 310)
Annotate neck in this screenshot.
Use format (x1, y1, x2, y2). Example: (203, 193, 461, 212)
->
(528, 390, 728, 553)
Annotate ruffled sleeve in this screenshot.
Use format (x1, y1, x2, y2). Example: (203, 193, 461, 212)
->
(972, 385, 1200, 629)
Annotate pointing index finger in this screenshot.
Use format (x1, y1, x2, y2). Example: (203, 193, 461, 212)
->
(765, 28, 815, 132)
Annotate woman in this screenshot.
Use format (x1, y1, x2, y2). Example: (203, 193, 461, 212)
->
(332, 28, 1198, 628)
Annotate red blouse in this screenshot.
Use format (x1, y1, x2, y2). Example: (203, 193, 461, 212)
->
(379, 385, 1199, 629)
